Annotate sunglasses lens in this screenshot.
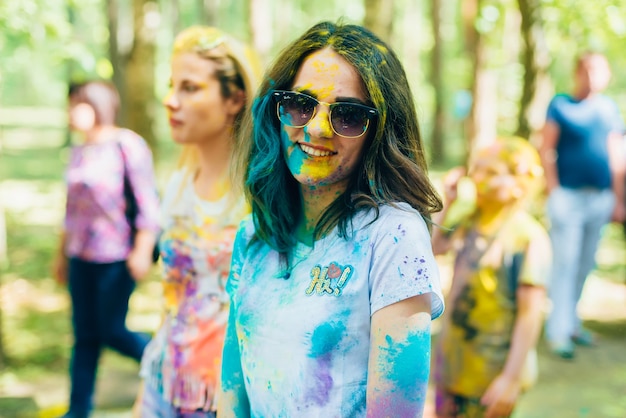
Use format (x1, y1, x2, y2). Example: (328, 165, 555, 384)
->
(331, 104, 369, 137)
(278, 93, 316, 127)
(274, 91, 376, 138)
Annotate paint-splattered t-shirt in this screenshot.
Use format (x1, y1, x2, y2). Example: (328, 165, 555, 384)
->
(227, 203, 444, 417)
(140, 169, 248, 411)
(434, 210, 551, 399)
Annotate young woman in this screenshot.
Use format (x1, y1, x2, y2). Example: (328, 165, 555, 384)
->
(54, 80, 160, 418)
(219, 21, 444, 417)
(136, 26, 259, 417)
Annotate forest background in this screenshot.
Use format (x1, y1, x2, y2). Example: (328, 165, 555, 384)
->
(1, 0, 626, 417)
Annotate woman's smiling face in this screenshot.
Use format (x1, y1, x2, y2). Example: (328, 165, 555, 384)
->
(281, 47, 371, 190)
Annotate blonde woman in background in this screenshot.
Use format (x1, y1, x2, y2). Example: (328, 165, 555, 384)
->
(135, 26, 260, 417)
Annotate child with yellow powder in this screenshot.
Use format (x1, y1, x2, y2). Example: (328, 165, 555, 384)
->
(432, 137, 551, 418)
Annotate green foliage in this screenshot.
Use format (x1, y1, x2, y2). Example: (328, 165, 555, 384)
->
(0, 0, 111, 106)
(1, 0, 625, 161)
(542, 0, 626, 105)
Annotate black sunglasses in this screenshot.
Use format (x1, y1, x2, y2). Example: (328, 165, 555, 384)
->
(272, 90, 378, 138)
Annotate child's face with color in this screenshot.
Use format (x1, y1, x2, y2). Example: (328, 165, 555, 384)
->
(470, 148, 523, 205)
(281, 47, 370, 190)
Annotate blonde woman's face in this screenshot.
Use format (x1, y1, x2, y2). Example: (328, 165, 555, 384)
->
(163, 52, 243, 145)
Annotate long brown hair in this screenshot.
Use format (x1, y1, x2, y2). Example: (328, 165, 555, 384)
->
(240, 21, 443, 255)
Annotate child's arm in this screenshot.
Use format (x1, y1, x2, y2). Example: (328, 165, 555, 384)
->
(432, 167, 465, 255)
(480, 284, 546, 418)
(366, 294, 432, 418)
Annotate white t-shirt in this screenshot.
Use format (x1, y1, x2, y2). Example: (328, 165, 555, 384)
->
(140, 168, 247, 410)
(227, 203, 444, 417)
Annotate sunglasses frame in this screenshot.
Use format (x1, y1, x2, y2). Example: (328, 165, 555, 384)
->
(272, 90, 378, 138)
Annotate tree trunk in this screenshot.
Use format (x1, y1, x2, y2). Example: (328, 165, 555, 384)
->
(463, 0, 498, 161)
(516, 0, 551, 143)
(363, 0, 394, 43)
(198, 0, 218, 26)
(123, 0, 158, 148)
(430, 0, 445, 164)
(0, 206, 6, 367)
(249, 0, 273, 64)
(106, 0, 126, 125)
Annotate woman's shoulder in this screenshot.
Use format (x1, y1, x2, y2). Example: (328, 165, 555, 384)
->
(116, 128, 152, 155)
(164, 167, 196, 194)
(350, 202, 431, 243)
(237, 215, 256, 239)
(358, 202, 428, 229)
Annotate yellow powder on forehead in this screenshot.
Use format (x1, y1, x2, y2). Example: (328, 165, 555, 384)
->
(295, 83, 336, 102)
(172, 26, 226, 54)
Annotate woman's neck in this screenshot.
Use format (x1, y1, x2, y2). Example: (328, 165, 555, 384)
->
(297, 182, 347, 245)
(193, 134, 233, 201)
(83, 125, 117, 144)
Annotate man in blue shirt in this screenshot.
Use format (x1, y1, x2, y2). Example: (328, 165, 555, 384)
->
(540, 51, 625, 359)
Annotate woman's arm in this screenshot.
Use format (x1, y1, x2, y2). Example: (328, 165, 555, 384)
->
(607, 131, 626, 222)
(217, 306, 250, 418)
(126, 229, 157, 280)
(366, 294, 432, 418)
(120, 132, 160, 280)
(52, 231, 68, 284)
(539, 121, 560, 194)
(218, 223, 250, 417)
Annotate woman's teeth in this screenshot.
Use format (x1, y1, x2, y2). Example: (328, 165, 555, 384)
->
(300, 143, 333, 157)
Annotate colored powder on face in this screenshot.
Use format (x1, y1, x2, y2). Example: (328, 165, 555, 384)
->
(282, 125, 341, 186)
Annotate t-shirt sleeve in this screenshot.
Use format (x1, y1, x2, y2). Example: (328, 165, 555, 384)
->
(368, 206, 445, 319)
(545, 95, 561, 124)
(518, 222, 552, 288)
(120, 131, 160, 233)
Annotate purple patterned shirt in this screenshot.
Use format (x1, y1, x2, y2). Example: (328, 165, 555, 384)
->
(64, 128, 160, 263)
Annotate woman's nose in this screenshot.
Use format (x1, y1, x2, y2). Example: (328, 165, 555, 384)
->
(163, 90, 179, 109)
(304, 107, 333, 138)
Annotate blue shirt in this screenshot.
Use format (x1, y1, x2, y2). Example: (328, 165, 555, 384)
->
(546, 94, 623, 189)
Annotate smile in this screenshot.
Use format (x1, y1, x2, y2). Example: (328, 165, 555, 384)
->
(299, 143, 335, 157)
